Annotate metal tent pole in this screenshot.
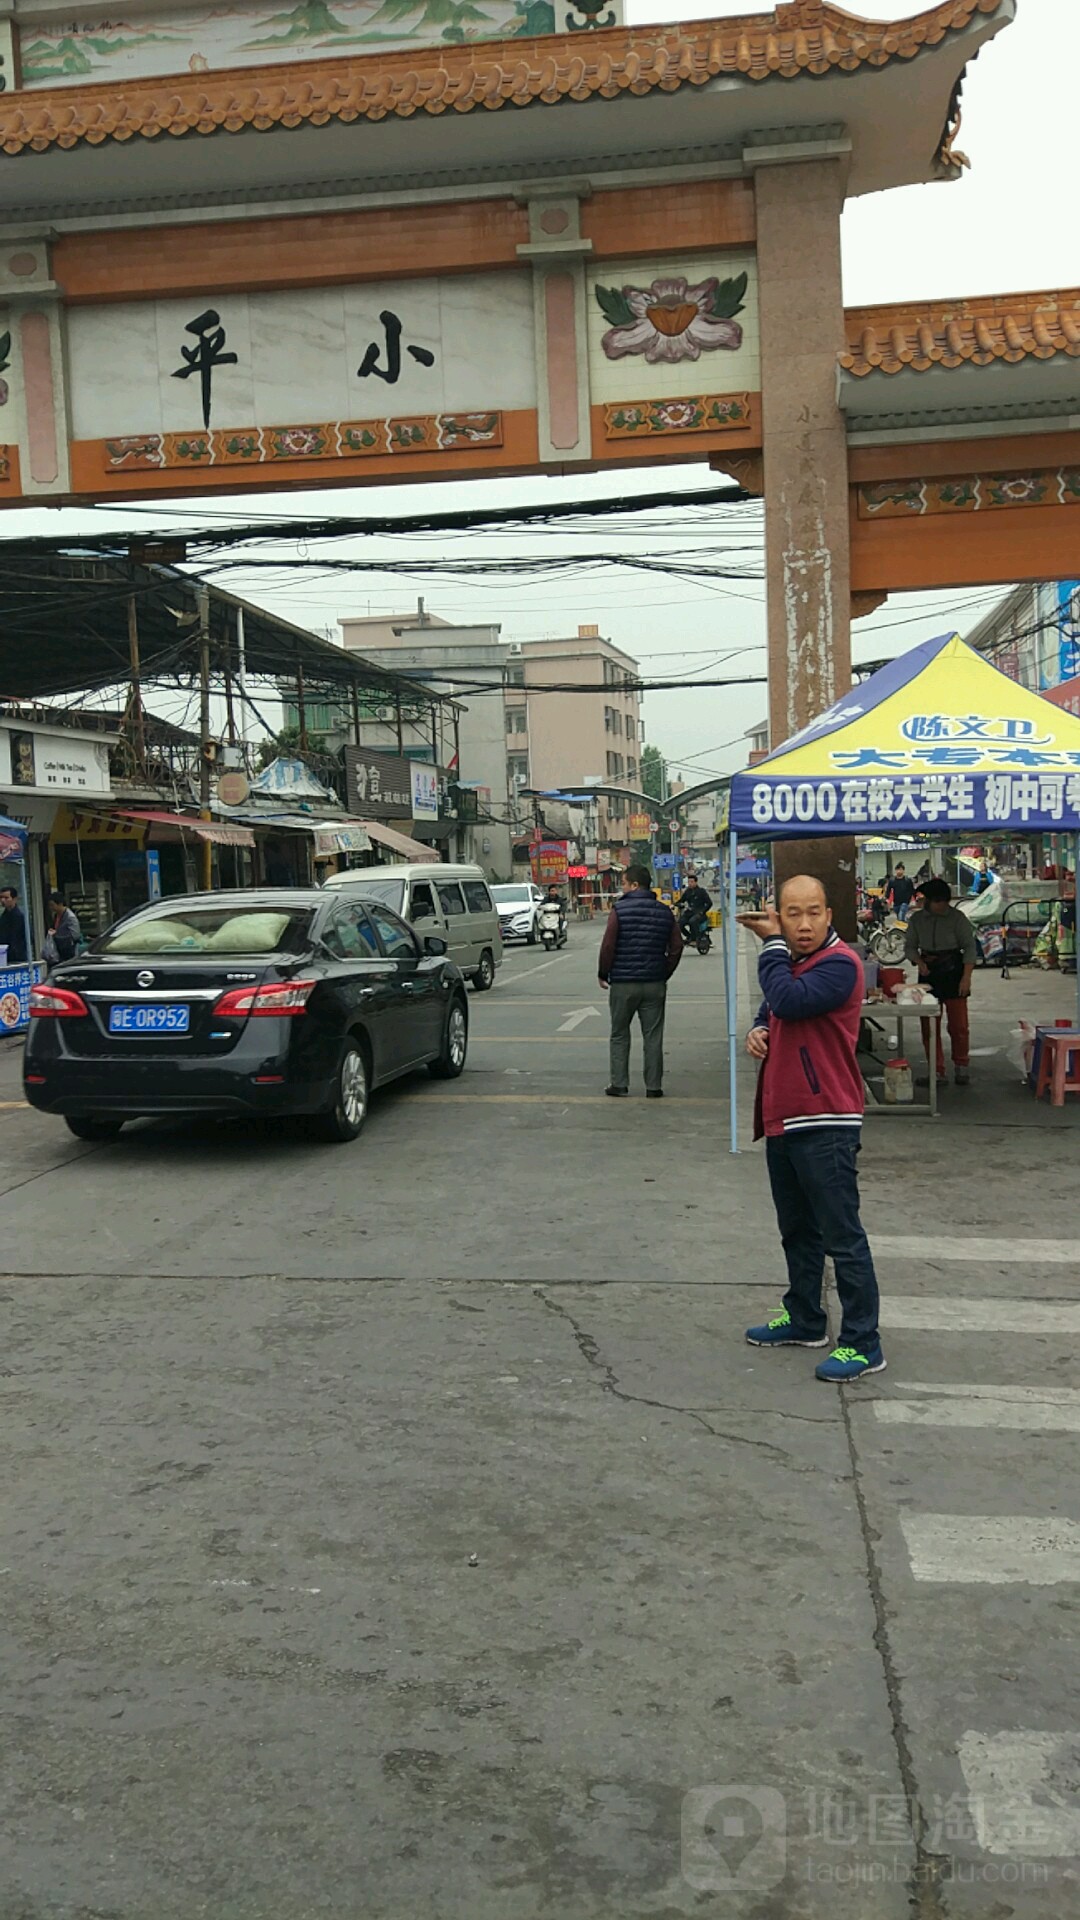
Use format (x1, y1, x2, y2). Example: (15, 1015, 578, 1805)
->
(728, 825, 739, 1154)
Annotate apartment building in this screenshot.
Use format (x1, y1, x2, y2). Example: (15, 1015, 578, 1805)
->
(505, 626, 643, 850)
(336, 605, 516, 878)
(963, 579, 1080, 693)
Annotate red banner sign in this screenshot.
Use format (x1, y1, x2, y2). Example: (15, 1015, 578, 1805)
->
(532, 839, 569, 886)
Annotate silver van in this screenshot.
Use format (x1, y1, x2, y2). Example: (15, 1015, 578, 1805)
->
(321, 863, 503, 991)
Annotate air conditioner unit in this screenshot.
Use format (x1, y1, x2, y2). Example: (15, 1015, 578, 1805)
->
(375, 706, 392, 722)
(507, 642, 523, 657)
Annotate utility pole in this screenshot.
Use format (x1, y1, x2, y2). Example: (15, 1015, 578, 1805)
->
(126, 594, 146, 777)
(235, 605, 248, 757)
(197, 583, 213, 892)
(296, 662, 308, 753)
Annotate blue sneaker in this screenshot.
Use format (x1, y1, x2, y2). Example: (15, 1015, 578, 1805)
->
(746, 1309, 829, 1350)
(815, 1344, 887, 1383)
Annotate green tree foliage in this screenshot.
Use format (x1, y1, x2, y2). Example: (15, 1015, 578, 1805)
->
(640, 743, 666, 803)
(256, 725, 329, 771)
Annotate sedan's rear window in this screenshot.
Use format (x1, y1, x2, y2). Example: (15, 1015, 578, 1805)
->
(99, 906, 314, 955)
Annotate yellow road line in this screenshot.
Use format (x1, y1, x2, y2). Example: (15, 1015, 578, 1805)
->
(408, 1091, 721, 1105)
(0, 1099, 29, 1110)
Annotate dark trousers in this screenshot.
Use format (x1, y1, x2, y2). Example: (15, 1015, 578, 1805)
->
(608, 978, 667, 1092)
(765, 1128, 880, 1349)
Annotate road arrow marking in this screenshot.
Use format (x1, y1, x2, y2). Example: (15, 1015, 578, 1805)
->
(558, 1007, 602, 1033)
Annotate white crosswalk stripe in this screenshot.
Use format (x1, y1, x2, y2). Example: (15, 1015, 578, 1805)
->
(874, 1234, 1075, 1265)
(872, 1382, 1080, 1432)
(901, 1514, 1080, 1585)
(959, 1732, 1080, 1857)
(879, 1296, 1078, 1333)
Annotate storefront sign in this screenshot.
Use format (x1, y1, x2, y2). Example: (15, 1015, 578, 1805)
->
(410, 764, 439, 822)
(313, 823, 371, 857)
(1045, 675, 1080, 719)
(344, 747, 413, 820)
(0, 962, 43, 1035)
(1058, 583, 1080, 685)
(3, 728, 110, 795)
(52, 805, 147, 843)
(628, 810, 651, 840)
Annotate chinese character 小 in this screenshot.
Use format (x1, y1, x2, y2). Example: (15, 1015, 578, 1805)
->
(358, 310, 436, 385)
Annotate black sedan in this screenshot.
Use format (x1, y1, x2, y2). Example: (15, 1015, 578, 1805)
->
(24, 889, 468, 1144)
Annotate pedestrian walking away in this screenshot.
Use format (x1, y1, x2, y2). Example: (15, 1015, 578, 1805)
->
(0, 884, 29, 964)
(43, 890, 80, 972)
(882, 862, 915, 923)
(904, 876, 976, 1086)
(738, 876, 885, 1385)
(597, 864, 682, 1098)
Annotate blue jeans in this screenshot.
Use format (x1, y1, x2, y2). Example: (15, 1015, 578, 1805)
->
(765, 1129, 880, 1349)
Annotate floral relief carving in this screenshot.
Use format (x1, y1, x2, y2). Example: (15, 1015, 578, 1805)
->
(596, 274, 747, 364)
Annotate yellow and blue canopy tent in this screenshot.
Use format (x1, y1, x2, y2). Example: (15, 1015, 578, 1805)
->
(719, 632, 1080, 1149)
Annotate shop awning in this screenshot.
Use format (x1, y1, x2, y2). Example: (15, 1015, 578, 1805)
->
(362, 821, 430, 862)
(118, 809, 255, 847)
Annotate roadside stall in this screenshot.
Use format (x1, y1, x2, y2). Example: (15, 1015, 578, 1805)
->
(719, 631, 1080, 1151)
(0, 814, 43, 1036)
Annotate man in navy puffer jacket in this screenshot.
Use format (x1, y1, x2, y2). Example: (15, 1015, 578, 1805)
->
(598, 866, 683, 1098)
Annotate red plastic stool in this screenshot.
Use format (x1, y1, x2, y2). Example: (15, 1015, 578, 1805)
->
(1034, 1030, 1080, 1107)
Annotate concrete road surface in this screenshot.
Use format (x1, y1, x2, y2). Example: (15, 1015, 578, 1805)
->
(2, 925, 1079, 1917)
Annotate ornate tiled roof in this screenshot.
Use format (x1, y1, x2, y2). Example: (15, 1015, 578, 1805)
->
(842, 291, 1080, 377)
(0, 0, 1008, 157)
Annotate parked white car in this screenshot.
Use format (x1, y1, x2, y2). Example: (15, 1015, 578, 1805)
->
(491, 883, 544, 946)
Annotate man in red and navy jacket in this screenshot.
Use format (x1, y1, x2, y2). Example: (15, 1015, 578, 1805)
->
(739, 874, 885, 1385)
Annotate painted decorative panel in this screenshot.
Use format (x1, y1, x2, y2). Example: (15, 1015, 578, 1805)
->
(587, 253, 759, 406)
(62, 272, 536, 439)
(102, 411, 504, 468)
(857, 470, 1080, 520)
(16, 0, 622, 87)
(603, 393, 749, 440)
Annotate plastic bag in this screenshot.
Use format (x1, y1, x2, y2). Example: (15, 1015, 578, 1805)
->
(1007, 1020, 1037, 1082)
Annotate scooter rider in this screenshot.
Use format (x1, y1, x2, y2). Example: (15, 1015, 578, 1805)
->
(677, 872, 712, 941)
(544, 884, 567, 933)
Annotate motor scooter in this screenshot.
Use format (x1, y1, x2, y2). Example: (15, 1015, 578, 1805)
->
(538, 900, 567, 951)
(681, 914, 711, 956)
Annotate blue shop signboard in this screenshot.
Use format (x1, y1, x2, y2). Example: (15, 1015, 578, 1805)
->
(0, 962, 43, 1036)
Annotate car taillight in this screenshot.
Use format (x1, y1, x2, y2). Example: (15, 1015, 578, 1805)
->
(29, 984, 89, 1018)
(213, 980, 316, 1018)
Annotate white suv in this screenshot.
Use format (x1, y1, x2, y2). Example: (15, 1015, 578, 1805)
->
(492, 882, 544, 946)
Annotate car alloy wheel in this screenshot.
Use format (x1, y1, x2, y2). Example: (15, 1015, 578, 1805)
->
(448, 1004, 467, 1070)
(473, 951, 495, 991)
(430, 997, 468, 1079)
(315, 1040, 369, 1141)
(340, 1046, 367, 1129)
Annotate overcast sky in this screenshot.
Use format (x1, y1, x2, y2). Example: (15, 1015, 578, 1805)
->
(3, 0, 1075, 785)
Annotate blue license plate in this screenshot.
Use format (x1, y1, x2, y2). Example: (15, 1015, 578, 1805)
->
(108, 1003, 190, 1034)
